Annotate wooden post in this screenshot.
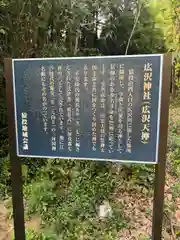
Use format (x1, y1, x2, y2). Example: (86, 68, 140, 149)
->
(4, 58, 26, 240)
(152, 54, 172, 240)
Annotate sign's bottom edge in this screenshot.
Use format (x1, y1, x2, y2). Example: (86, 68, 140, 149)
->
(17, 154, 158, 164)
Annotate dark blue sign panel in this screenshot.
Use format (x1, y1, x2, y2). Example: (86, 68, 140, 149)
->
(12, 55, 163, 163)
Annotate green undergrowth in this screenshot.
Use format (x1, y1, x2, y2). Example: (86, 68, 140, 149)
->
(167, 103, 180, 177)
(24, 160, 127, 239)
(12, 229, 57, 240)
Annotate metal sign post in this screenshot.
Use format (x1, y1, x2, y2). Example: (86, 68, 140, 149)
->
(4, 59, 26, 240)
(152, 54, 172, 240)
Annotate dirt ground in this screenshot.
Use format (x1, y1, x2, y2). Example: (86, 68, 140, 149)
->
(118, 173, 180, 240)
(0, 203, 40, 240)
(0, 203, 12, 240)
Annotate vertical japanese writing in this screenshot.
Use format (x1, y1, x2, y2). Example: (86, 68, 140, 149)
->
(141, 62, 152, 144)
(92, 64, 97, 151)
(84, 64, 88, 90)
(109, 63, 116, 153)
(119, 64, 124, 88)
(57, 65, 64, 151)
(21, 112, 28, 150)
(100, 64, 105, 153)
(66, 65, 73, 152)
(126, 69, 134, 153)
(117, 64, 125, 153)
(75, 69, 81, 152)
(49, 65, 56, 151)
(40, 66, 48, 133)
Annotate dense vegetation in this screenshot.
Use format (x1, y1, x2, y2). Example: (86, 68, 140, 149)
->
(0, 0, 180, 239)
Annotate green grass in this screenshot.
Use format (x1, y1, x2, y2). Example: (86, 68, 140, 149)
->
(24, 160, 127, 239)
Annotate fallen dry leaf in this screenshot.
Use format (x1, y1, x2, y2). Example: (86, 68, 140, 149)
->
(162, 230, 171, 240)
(167, 194, 173, 202)
(118, 170, 179, 239)
(175, 210, 180, 222)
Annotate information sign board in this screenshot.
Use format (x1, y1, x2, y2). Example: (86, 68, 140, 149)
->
(12, 55, 163, 163)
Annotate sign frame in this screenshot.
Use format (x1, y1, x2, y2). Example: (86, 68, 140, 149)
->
(4, 53, 172, 240)
(12, 54, 164, 164)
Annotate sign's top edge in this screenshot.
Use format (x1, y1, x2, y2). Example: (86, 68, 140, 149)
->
(12, 54, 163, 61)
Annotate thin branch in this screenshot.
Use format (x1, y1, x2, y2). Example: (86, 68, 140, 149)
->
(74, 32, 79, 56)
(164, 212, 176, 240)
(172, 1, 180, 25)
(125, 3, 143, 55)
(80, 20, 105, 28)
(170, 218, 176, 240)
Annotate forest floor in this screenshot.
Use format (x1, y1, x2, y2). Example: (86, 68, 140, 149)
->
(0, 203, 41, 240)
(0, 203, 12, 240)
(1, 173, 179, 240)
(118, 173, 180, 239)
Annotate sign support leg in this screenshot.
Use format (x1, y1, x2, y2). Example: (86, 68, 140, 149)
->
(152, 161, 167, 239)
(5, 58, 26, 240)
(10, 156, 26, 240)
(152, 54, 172, 240)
